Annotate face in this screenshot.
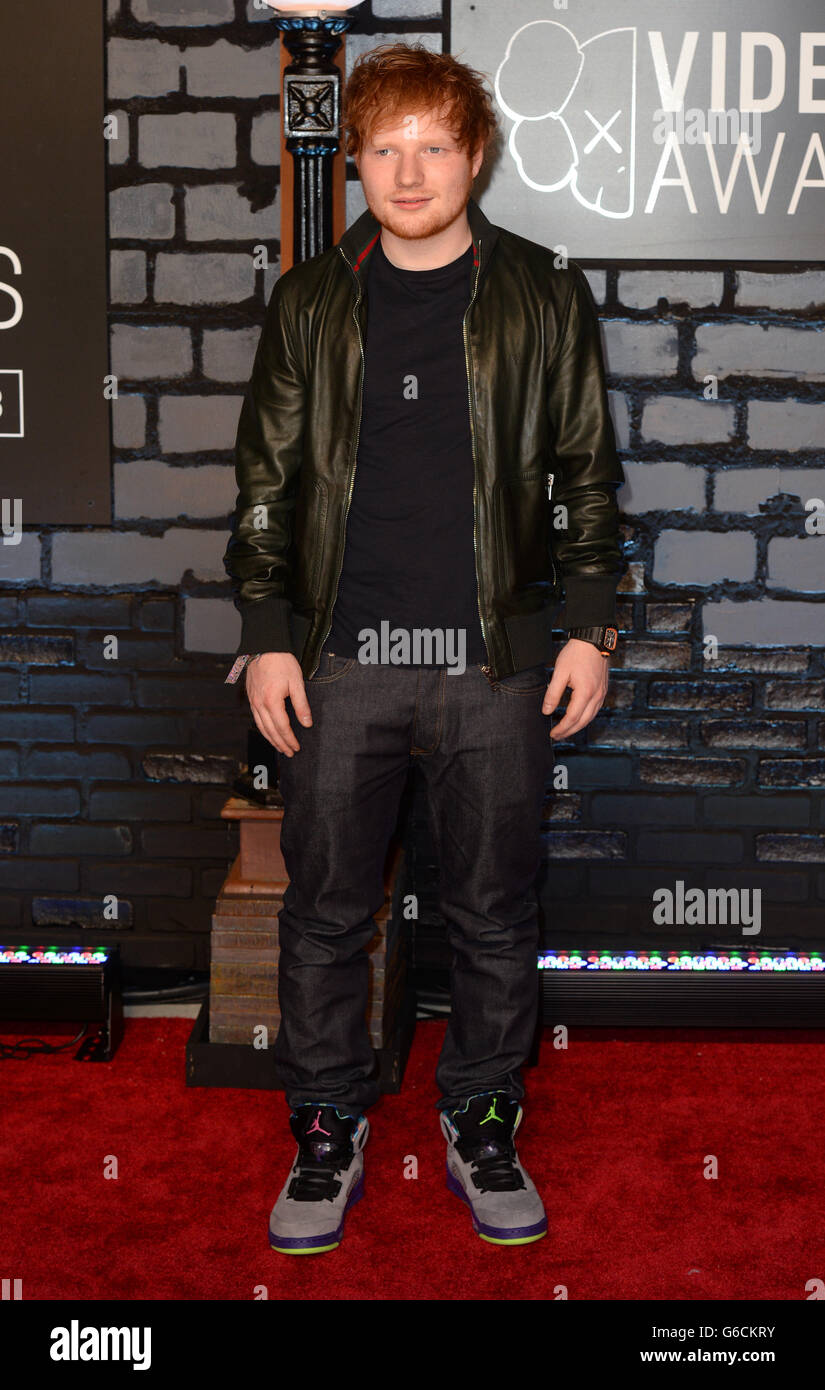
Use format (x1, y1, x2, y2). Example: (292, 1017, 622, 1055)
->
(355, 108, 484, 241)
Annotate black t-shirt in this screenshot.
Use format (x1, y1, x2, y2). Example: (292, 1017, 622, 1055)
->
(326, 233, 488, 667)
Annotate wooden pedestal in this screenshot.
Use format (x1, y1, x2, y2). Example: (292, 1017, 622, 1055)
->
(188, 795, 414, 1091)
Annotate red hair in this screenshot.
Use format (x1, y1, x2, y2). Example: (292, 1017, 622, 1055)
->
(343, 42, 499, 165)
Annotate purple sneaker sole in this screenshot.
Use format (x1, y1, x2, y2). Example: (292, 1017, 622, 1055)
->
(269, 1172, 365, 1254)
(446, 1167, 547, 1244)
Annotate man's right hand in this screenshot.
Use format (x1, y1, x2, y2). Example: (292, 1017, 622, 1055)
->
(244, 652, 312, 757)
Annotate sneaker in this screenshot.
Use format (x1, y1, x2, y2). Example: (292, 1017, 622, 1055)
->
(269, 1103, 369, 1254)
(441, 1091, 547, 1245)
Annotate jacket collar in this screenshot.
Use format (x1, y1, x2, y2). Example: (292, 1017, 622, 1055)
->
(337, 193, 499, 285)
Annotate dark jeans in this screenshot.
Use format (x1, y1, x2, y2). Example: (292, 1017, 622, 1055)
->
(273, 641, 553, 1121)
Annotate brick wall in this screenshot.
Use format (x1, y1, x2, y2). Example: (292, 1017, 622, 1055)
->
(2, 1, 823, 967)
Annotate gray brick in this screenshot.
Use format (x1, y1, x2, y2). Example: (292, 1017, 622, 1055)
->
(759, 760, 825, 789)
(0, 534, 41, 583)
(640, 756, 746, 787)
(641, 396, 736, 445)
(86, 711, 190, 743)
(184, 39, 278, 98)
(0, 711, 74, 741)
(0, 634, 73, 664)
(110, 250, 147, 304)
(1, 860, 78, 890)
(184, 597, 240, 654)
(637, 830, 742, 862)
(756, 834, 825, 863)
(646, 603, 694, 632)
(765, 680, 825, 710)
(202, 328, 259, 381)
(619, 460, 705, 514)
(618, 271, 723, 309)
(29, 672, 132, 704)
(648, 680, 752, 711)
(0, 786, 79, 816)
(694, 324, 825, 381)
(89, 786, 191, 819)
(106, 110, 130, 165)
(154, 253, 254, 304)
(185, 184, 278, 240)
(158, 394, 242, 452)
(735, 271, 825, 311)
(132, 0, 234, 23)
(601, 321, 678, 376)
(139, 112, 236, 169)
(26, 594, 132, 627)
(541, 830, 626, 860)
(702, 599, 825, 646)
(51, 528, 226, 585)
(586, 718, 688, 748)
(107, 39, 183, 98)
(138, 598, 175, 630)
(747, 401, 825, 452)
(30, 824, 132, 855)
(108, 0, 120, 21)
(110, 183, 175, 238)
(372, 0, 442, 16)
(707, 649, 810, 673)
(23, 748, 131, 779)
(251, 111, 279, 166)
(613, 641, 690, 671)
(767, 538, 825, 592)
(32, 897, 133, 928)
(590, 794, 695, 825)
(713, 466, 825, 513)
(142, 751, 236, 782)
(112, 394, 146, 448)
(705, 796, 809, 827)
(87, 861, 191, 895)
(111, 324, 191, 380)
(700, 719, 806, 749)
(653, 530, 755, 585)
(114, 460, 235, 519)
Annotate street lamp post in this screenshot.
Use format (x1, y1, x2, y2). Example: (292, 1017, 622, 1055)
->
(265, 1, 365, 262)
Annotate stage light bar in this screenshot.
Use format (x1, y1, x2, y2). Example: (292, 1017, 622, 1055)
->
(0, 948, 110, 965)
(539, 945, 825, 1028)
(0, 944, 122, 1060)
(538, 950, 824, 973)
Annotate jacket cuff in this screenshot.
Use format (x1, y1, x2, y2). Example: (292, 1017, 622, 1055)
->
(558, 574, 621, 630)
(237, 595, 293, 655)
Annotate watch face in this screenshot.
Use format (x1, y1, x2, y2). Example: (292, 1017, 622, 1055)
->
(603, 627, 619, 650)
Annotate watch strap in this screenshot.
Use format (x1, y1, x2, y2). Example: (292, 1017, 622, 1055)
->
(567, 625, 619, 653)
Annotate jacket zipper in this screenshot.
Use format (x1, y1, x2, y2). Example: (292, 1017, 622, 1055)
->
(309, 246, 366, 678)
(463, 236, 494, 680)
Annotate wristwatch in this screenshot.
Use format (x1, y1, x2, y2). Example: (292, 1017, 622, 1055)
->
(566, 625, 619, 655)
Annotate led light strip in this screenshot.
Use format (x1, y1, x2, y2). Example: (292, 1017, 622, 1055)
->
(537, 951, 824, 973)
(0, 948, 110, 965)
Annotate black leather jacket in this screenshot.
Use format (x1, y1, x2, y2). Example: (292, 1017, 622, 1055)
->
(223, 195, 625, 680)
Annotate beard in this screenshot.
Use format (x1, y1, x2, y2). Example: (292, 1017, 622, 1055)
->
(361, 164, 475, 241)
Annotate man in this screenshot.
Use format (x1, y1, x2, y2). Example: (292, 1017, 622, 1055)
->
(223, 43, 625, 1254)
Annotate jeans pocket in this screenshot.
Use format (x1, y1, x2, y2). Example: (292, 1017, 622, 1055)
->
(492, 663, 548, 695)
(308, 651, 357, 684)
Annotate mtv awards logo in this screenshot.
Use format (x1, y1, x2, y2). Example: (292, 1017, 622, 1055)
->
(489, 10, 825, 229)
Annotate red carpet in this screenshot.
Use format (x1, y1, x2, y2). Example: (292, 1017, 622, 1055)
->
(2, 1017, 824, 1301)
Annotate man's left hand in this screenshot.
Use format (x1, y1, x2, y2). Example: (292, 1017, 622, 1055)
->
(542, 637, 610, 740)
